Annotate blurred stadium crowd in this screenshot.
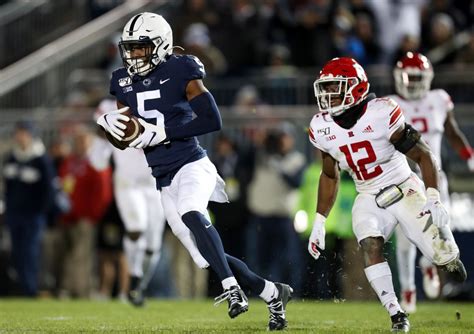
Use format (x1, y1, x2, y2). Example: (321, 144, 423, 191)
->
(0, 0, 473, 302)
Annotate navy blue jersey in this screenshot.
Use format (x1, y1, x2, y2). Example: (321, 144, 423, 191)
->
(110, 54, 207, 185)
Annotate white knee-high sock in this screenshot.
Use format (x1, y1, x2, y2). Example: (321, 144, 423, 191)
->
(396, 233, 417, 292)
(365, 262, 402, 316)
(123, 235, 146, 278)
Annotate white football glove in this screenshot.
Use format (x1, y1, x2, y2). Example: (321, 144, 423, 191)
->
(129, 118, 167, 149)
(96, 106, 130, 141)
(308, 213, 326, 260)
(417, 187, 449, 228)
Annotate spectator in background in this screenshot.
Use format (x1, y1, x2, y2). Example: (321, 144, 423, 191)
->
(265, 44, 295, 74)
(367, 0, 423, 64)
(331, 11, 366, 65)
(246, 123, 306, 293)
(455, 31, 474, 67)
(421, 0, 468, 41)
(213, 0, 262, 74)
(40, 138, 72, 296)
(392, 34, 421, 66)
(231, 85, 272, 148)
(171, 0, 221, 46)
(2, 121, 55, 296)
(290, 0, 336, 67)
(263, 44, 300, 105)
(424, 13, 457, 64)
(179, 23, 228, 76)
(57, 126, 112, 298)
(353, 13, 381, 65)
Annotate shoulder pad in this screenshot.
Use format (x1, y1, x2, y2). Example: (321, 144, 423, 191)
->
(174, 54, 206, 80)
(432, 89, 454, 111)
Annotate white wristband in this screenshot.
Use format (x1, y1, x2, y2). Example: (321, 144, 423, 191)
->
(315, 212, 327, 224)
(426, 187, 440, 201)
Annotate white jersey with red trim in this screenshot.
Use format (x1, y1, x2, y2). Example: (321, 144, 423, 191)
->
(388, 89, 452, 169)
(309, 97, 412, 194)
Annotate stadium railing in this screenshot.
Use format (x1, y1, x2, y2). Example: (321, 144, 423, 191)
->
(0, 104, 473, 191)
(0, 0, 169, 109)
(0, 0, 89, 68)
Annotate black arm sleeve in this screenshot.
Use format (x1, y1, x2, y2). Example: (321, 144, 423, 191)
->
(393, 123, 421, 154)
(165, 92, 222, 140)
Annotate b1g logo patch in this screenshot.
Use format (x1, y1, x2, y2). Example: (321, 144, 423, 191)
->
(317, 127, 330, 135)
(119, 77, 132, 87)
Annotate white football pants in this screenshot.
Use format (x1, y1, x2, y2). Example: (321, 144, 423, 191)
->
(352, 173, 459, 266)
(160, 157, 228, 269)
(395, 170, 451, 290)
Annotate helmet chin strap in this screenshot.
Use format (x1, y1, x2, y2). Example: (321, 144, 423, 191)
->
(127, 59, 153, 77)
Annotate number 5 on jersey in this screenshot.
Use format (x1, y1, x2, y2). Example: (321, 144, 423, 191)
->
(136, 90, 165, 126)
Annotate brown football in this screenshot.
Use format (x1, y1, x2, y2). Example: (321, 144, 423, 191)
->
(102, 110, 144, 150)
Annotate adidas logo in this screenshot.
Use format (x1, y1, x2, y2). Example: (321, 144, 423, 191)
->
(363, 125, 374, 133)
(406, 189, 416, 196)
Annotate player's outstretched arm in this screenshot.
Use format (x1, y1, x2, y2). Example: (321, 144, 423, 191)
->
(164, 79, 222, 140)
(308, 152, 340, 260)
(444, 111, 474, 171)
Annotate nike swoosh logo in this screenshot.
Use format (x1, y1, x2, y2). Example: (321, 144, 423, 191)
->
(205, 223, 212, 229)
(160, 78, 170, 84)
(147, 132, 156, 146)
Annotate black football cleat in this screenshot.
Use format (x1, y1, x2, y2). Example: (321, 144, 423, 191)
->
(214, 285, 249, 318)
(441, 257, 467, 283)
(267, 283, 293, 331)
(128, 276, 145, 307)
(391, 311, 410, 332)
(128, 288, 145, 307)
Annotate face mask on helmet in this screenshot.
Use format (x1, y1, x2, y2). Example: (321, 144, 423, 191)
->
(313, 57, 370, 117)
(119, 12, 173, 77)
(393, 52, 433, 100)
(393, 67, 433, 99)
(119, 40, 157, 76)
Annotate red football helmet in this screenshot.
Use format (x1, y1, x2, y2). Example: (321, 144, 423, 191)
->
(313, 57, 370, 116)
(393, 52, 433, 100)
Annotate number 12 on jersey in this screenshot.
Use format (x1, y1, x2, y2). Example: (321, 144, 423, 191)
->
(339, 140, 383, 180)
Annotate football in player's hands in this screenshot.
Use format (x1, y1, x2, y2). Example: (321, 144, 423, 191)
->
(102, 109, 144, 150)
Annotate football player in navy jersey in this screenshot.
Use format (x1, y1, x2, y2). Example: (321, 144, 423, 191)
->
(96, 12, 292, 331)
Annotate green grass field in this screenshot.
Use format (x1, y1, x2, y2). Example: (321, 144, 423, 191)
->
(0, 299, 472, 333)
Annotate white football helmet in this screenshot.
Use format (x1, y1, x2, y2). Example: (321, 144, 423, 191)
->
(119, 12, 173, 76)
(393, 52, 433, 100)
